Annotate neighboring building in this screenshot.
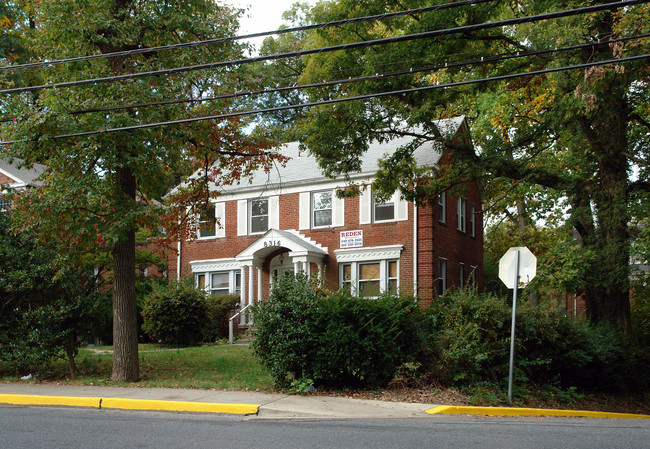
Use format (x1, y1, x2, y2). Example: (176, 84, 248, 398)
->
(169, 117, 484, 330)
(0, 157, 46, 209)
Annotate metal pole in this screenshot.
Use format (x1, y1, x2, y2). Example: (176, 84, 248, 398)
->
(507, 249, 520, 404)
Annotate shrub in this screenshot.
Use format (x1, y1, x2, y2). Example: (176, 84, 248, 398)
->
(251, 273, 322, 388)
(141, 281, 207, 345)
(203, 294, 240, 341)
(421, 288, 511, 384)
(421, 288, 639, 393)
(252, 273, 421, 389)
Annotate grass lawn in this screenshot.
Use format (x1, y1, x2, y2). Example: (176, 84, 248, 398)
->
(1, 344, 274, 391)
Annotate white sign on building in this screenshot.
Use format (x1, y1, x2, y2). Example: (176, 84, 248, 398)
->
(340, 230, 363, 248)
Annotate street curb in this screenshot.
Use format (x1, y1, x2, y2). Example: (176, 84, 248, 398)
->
(0, 394, 260, 415)
(426, 405, 650, 419)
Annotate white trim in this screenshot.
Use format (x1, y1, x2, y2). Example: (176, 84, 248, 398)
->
(335, 245, 403, 263)
(269, 195, 280, 229)
(396, 194, 409, 221)
(332, 190, 345, 227)
(413, 201, 418, 297)
(359, 187, 372, 224)
(212, 175, 375, 202)
(237, 199, 247, 236)
(215, 202, 226, 238)
(299, 192, 310, 230)
(190, 258, 240, 273)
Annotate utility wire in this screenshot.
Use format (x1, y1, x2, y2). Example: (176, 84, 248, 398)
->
(0, 0, 645, 95)
(2, 53, 646, 145)
(1, 33, 645, 123)
(0, 0, 497, 72)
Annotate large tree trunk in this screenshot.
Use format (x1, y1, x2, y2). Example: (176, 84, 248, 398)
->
(579, 73, 632, 336)
(111, 165, 139, 382)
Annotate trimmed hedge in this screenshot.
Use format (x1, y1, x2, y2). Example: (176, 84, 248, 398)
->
(141, 282, 207, 345)
(251, 273, 421, 389)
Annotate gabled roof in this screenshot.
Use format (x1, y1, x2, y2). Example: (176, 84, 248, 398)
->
(0, 157, 46, 188)
(214, 116, 468, 194)
(237, 228, 328, 261)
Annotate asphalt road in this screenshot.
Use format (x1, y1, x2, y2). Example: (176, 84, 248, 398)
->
(2, 406, 649, 449)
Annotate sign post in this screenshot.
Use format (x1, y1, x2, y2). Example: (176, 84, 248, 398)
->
(499, 247, 536, 404)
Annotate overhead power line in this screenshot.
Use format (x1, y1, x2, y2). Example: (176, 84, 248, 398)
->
(0, 0, 645, 95)
(0, 0, 497, 72)
(0, 33, 642, 122)
(2, 53, 646, 145)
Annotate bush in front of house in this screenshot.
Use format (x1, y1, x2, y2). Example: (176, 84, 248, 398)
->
(421, 288, 638, 393)
(251, 273, 421, 389)
(141, 281, 207, 345)
(203, 294, 240, 342)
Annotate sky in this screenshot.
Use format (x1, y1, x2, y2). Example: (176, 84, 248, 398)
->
(226, 0, 318, 49)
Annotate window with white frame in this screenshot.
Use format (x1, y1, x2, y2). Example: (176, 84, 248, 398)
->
(438, 191, 446, 223)
(470, 265, 477, 288)
(470, 204, 476, 237)
(459, 263, 465, 289)
(457, 197, 466, 232)
(197, 270, 241, 297)
(340, 259, 399, 297)
(438, 258, 447, 296)
(373, 194, 395, 222)
(197, 204, 216, 238)
(312, 191, 332, 227)
(249, 198, 268, 234)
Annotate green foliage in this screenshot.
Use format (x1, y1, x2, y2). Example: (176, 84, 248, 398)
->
(141, 281, 207, 345)
(252, 273, 421, 389)
(0, 212, 99, 374)
(421, 288, 640, 393)
(203, 294, 240, 342)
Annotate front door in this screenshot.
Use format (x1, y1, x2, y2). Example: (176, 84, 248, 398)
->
(269, 252, 293, 288)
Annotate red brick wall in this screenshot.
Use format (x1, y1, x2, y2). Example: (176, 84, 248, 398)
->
(169, 177, 483, 306)
(0, 172, 17, 185)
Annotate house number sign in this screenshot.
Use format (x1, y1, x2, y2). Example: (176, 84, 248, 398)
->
(263, 240, 282, 248)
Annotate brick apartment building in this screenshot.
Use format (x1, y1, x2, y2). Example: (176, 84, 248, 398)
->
(169, 116, 484, 326)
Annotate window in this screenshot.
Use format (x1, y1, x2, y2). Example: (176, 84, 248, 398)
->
(470, 266, 477, 288)
(373, 195, 395, 222)
(340, 259, 399, 297)
(470, 204, 476, 237)
(457, 197, 466, 232)
(198, 205, 216, 238)
(459, 263, 465, 289)
(197, 270, 241, 297)
(438, 258, 447, 296)
(312, 191, 332, 227)
(250, 198, 268, 234)
(438, 191, 446, 223)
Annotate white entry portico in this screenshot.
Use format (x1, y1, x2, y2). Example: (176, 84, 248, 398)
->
(234, 229, 328, 323)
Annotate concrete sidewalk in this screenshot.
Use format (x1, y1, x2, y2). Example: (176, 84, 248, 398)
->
(1, 382, 649, 420)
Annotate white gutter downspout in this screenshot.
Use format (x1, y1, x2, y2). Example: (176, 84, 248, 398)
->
(177, 240, 182, 280)
(413, 201, 418, 298)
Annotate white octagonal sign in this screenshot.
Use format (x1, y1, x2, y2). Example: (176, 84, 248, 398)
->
(499, 246, 537, 289)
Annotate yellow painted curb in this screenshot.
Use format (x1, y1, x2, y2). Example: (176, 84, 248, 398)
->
(0, 394, 259, 415)
(100, 398, 259, 415)
(0, 394, 100, 408)
(426, 405, 650, 419)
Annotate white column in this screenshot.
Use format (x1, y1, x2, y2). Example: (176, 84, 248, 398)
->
(257, 265, 263, 304)
(240, 266, 246, 306)
(246, 264, 254, 325)
(317, 262, 324, 285)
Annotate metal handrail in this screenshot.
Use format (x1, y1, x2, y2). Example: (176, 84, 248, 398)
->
(228, 303, 252, 344)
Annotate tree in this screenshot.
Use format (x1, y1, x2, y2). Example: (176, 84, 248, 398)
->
(0, 211, 98, 376)
(285, 0, 650, 335)
(1, 0, 280, 381)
